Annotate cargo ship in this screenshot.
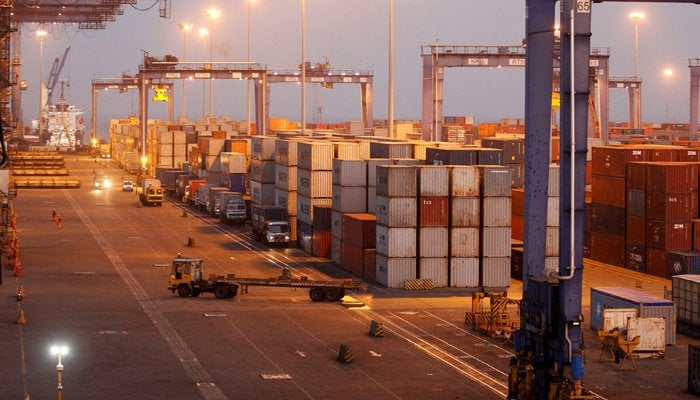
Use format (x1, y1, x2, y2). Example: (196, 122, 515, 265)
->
(43, 94, 85, 150)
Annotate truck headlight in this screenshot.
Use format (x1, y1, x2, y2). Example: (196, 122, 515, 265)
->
(103, 180, 112, 188)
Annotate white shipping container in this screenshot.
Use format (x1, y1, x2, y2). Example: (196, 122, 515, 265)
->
(419, 258, 448, 287)
(158, 143, 173, 157)
(173, 130, 187, 144)
(450, 258, 480, 287)
(332, 159, 367, 187)
(251, 159, 276, 183)
(450, 227, 480, 257)
(298, 169, 333, 198)
(481, 227, 512, 257)
(205, 154, 221, 172)
(332, 185, 367, 213)
(331, 236, 342, 265)
(367, 186, 378, 216)
(547, 196, 560, 226)
(157, 156, 173, 167)
(450, 166, 480, 197)
(376, 225, 416, 257)
(479, 166, 512, 197)
(549, 164, 560, 197)
(358, 140, 371, 159)
(159, 130, 174, 144)
(250, 180, 276, 205)
(482, 197, 512, 227)
(297, 141, 334, 171)
(376, 254, 417, 288)
(331, 210, 343, 239)
(546, 227, 559, 256)
(376, 196, 417, 227)
(297, 195, 332, 225)
(275, 165, 298, 191)
(419, 166, 450, 196)
(252, 136, 277, 160)
(334, 142, 361, 159)
(367, 159, 392, 186)
(173, 144, 187, 157)
(627, 317, 666, 352)
(419, 227, 449, 258)
(275, 139, 298, 166)
(481, 257, 511, 288)
(376, 166, 417, 197)
(275, 188, 298, 216)
(451, 197, 480, 227)
(206, 138, 226, 156)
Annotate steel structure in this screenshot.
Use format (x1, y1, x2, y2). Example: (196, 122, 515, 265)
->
(608, 75, 642, 130)
(689, 58, 700, 140)
(420, 44, 610, 141)
(45, 46, 70, 108)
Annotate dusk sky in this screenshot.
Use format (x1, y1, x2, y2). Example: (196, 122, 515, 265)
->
(17, 1, 700, 140)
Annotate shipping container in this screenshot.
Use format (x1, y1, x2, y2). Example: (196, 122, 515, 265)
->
(331, 236, 342, 265)
(481, 257, 511, 289)
(367, 186, 378, 216)
(313, 205, 333, 231)
(419, 166, 450, 196)
(690, 345, 700, 395)
(476, 148, 503, 165)
(366, 159, 393, 187)
(673, 275, 700, 337)
(227, 173, 246, 193)
(449, 166, 480, 197)
(546, 226, 559, 257)
(646, 191, 697, 222)
(478, 166, 511, 197)
(626, 189, 645, 217)
(250, 159, 276, 183)
(250, 180, 275, 205)
(695, 219, 700, 251)
(647, 146, 680, 162)
(599, 308, 638, 334)
(252, 136, 276, 160)
(275, 165, 298, 191)
(589, 203, 626, 237)
(331, 210, 343, 239)
(591, 146, 647, 177)
(480, 137, 525, 163)
(370, 142, 412, 159)
(419, 227, 449, 258)
(419, 196, 449, 227)
(482, 197, 512, 227)
(646, 162, 699, 193)
(297, 141, 333, 171)
(333, 142, 361, 159)
(341, 241, 365, 276)
(679, 148, 700, 162)
(626, 162, 646, 190)
(375, 196, 417, 227)
(590, 286, 676, 345)
(512, 189, 524, 217)
(667, 250, 700, 277)
(426, 147, 478, 166)
(297, 195, 332, 225)
(375, 254, 416, 288)
(626, 243, 646, 272)
(364, 248, 377, 281)
(376, 165, 417, 197)
(297, 220, 313, 253)
(590, 232, 625, 267)
(646, 220, 692, 250)
(646, 247, 669, 278)
(626, 215, 645, 245)
(275, 139, 298, 166)
(297, 169, 333, 198)
(481, 227, 512, 257)
(376, 225, 417, 257)
(591, 175, 626, 207)
(332, 159, 367, 187)
(450, 227, 480, 257)
(419, 257, 448, 287)
(450, 257, 479, 287)
(332, 185, 367, 213)
(312, 230, 332, 258)
(342, 213, 377, 248)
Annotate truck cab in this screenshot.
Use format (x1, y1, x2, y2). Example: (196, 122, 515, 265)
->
(94, 171, 112, 189)
(262, 221, 290, 245)
(225, 199, 247, 224)
(168, 255, 237, 299)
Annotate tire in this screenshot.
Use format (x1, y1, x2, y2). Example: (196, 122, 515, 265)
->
(309, 287, 325, 302)
(227, 285, 238, 298)
(177, 284, 191, 298)
(214, 285, 229, 299)
(191, 289, 201, 297)
(325, 288, 343, 302)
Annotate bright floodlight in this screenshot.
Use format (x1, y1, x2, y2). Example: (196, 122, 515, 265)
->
(629, 11, 645, 21)
(664, 68, 673, 77)
(206, 8, 221, 20)
(199, 27, 209, 38)
(50, 345, 69, 356)
(179, 22, 194, 32)
(36, 29, 47, 38)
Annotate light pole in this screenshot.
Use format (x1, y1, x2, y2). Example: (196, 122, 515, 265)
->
(199, 27, 210, 119)
(179, 23, 194, 120)
(664, 68, 673, 124)
(36, 29, 47, 138)
(206, 8, 221, 119)
(301, 0, 306, 135)
(247, 0, 255, 135)
(629, 11, 644, 130)
(388, 0, 394, 138)
(50, 345, 69, 400)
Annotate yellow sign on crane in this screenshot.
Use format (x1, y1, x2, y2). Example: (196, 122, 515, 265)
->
(551, 91, 560, 109)
(153, 87, 169, 102)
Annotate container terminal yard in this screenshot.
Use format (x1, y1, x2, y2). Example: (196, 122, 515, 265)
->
(4, 2, 700, 400)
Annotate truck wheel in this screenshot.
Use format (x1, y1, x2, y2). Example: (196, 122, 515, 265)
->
(191, 289, 201, 297)
(227, 285, 238, 298)
(177, 284, 191, 298)
(325, 288, 343, 302)
(309, 287, 325, 302)
(214, 285, 229, 299)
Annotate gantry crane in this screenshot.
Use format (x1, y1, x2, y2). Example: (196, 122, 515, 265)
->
(45, 47, 70, 109)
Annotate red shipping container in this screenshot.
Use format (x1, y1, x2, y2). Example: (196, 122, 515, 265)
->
(694, 219, 700, 251)
(591, 175, 626, 207)
(591, 146, 647, 177)
(512, 215, 524, 241)
(419, 196, 449, 227)
(646, 146, 679, 162)
(511, 188, 525, 217)
(590, 232, 625, 267)
(342, 213, 377, 248)
(363, 248, 377, 281)
(341, 241, 364, 276)
(646, 162, 698, 193)
(646, 191, 697, 222)
(626, 162, 646, 190)
(646, 220, 692, 250)
(312, 230, 331, 258)
(678, 149, 700, 162)
(626, 215, 645, 245)
(646, 247, 668, 279)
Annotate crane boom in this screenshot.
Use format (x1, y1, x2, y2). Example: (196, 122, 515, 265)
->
(46, 46, 70, 106)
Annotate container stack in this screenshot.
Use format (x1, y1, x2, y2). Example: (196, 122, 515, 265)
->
(297, 141, 333, 249)
(312, 205, 332, 257)
(250, 136, 277, 205)
(546, 166, 561, 274)
(331, 158, 368, 265)
(152, 126, 188, 169)
(449, 166, 480, 287)
(275, 139, 299, 242)
(375, 165, 418, 288)
(625, 161, 647, 272)
(198, 137, 225, 185)
(673, 274, 700, 338)
(340, 213, 377, 280)
(418, 166, 450, 287)
(220, 152, 247, 193)
(478, 166, 512, 290)
(481, 137, 525, 188)
(365, 159, 393, 215)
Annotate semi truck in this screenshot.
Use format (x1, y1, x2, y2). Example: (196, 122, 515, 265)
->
(207, 186, 230, 217)
(251, 204, 290, 245)
(186, 179, 207, 206)
(139, 178, 164, 206)
(220, 191, 246, 224)
(167, 255, 367, 301)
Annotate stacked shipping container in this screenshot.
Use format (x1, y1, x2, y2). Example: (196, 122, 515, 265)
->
(478, 166, 512, 289)
(250, 136, 276, 205)
(418, 166, 450, 287)
(297, 142, 334, 251)
(275, 139, 299, 242)
(449, 166, 480, 287)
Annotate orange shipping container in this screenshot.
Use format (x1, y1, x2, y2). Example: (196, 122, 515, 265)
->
(363, 248, 377, 281)
(341, 241, 364, 276)
(512, 215, 524, 241)
(312, 230, 332, 258)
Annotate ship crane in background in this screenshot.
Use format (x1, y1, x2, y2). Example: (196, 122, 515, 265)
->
(45, 46, 70, 110)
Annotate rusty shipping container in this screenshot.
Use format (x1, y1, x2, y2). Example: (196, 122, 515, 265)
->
(342, 213, 377, 248)
(297, 195, 332, 225)
(646, 162, 699, 193)
(451, 197, 480, 227)
(332, 185, 367, 213)
(646, 191, 697, 222)
(419, 166, 450, 196)
(589, 203, 626, 237)
(626, 162, 647, 190)
(450, 227, 480, 257)
(419, 227, 449, 258)
(420, 196, 449, 227)
(482, 197, 512, 227)
(341, 241, 364, 276)
(646, 220, 692, 250)
(364, 248, 377, 281)
(647, 247, 669, 278)
(419, 258, 448, 287)
(297, 141, 333, 171)
(376, 225, 417, 257)
(450, 257, 479, 287)
(479, 166, 512, 197)
(312, 230, 331, 258)
(332, 159, 367, 187)
(375, 254, 416, 288)
(376, 165, 417, 197)
(481, 227, 512, 257)
(591, 146, 647, 177)
(512, 188, 524, 216)
(591, 175, 626, 207)
(626, 215, 645, 245)
(449, 166, 480, 197)
(376, 196, 417, 227)
(275, 139, 299, 166)
(590, 232, 625, 267)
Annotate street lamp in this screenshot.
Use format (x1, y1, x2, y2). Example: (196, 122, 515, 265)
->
(629, 11, 644, 129)
(388, 0, 394, 138)
(50, 345, 69, 400)
(178, 23, 194, 120)
(205, 8, 221, 119)
(301, 0, 306, 135)
(664, 68, 673, 124)
(36, 28, 47, 139)
(247, 0, 255, 135)
(199, 27, 210, 119)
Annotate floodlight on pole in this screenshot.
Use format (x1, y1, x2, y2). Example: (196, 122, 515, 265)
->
(205, 8, 221, 119)
(664, 68, 673, 124)
(50, 345, 69, 400)
(178, 23, 194, 120)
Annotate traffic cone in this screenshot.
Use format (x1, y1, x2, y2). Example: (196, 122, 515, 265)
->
(337, 344, 354, 364)
(16, 286, 25, 301)
(17, 309, 26, 324)
(369, 320, 385, 337)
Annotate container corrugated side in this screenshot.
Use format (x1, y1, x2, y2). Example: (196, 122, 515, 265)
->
(548, 165, 560, 197)
(376, 165, 417, 197)
(370, 142, 412, 159)
(419, 227, 449, 258)
(341, 241, 364, 276)
(313, 206, 333, 231)
(342, 213, 377, 248)
(367, 186, 378, 216)
(331, 210, 343, 239)
(367, 159, 393, 187)
(376, 225, 417, 257)
(275, 165, 298, 191)
(334, 142, 361, 159)
(419, 166, 449, 196)
(252, 136, 276, 160)
(626, 189, 645, 217)
(419, 196, 449, 227)
(275, 139, 298, 166)
(332, 185, 367, 213)
(478, 166, 512, 197)
(331, 236, 342, 265)
(288, 216, 298, 242)
(481, 257, 511, 288)
(646, 192, 696, 222)
(250, 180, 275, 205)
(546, 226, 559, 256)
(482, 197, 512, 227)
(667, 251, 700, 277)
(450, 227, 479, 257)
(547, 196, 560, 227)
(297, 169, 333, 198)
(375, 254, 416, 288)
(627, 317, 666, 352)
(419, 258, 448, 287)
(481, 227, 512, 257)
(376, 196, 417, 227)
(451, 197, 480, 227)
(646, 162, 698, 193)
(590, 286, 676, 345)
(450, 258, 479, 287)
(332, 159, 367, 187)
(275, 188, 297, 216)
(297, 195, 332, 225)
(673, 275, 700, 329)
(449, 166, 480, 197)
(297, 141, 333, 171)
(645, 220, 692, 251)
